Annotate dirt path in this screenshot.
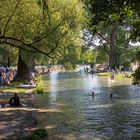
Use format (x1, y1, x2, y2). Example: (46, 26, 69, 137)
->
(0, 107, 60, 140)
(0, 107, 38, 139)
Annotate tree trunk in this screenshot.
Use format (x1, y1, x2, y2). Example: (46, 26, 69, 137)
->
(15, 50, 31, 81)
(109, 38, 116, 69)
(109, 22, 119, 69)
(7, 55, 10, 67)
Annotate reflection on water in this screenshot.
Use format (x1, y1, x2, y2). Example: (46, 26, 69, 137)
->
(49, 72, 58, 107)
(34, 72, 140, 140)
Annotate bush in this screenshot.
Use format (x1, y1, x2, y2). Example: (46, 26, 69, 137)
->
(64, 62, 76, 70)
(19, 134, 41, 140)
(32, 128, 48, 139)
(35, 76, 45, 93)
(19, 128, 48, 140)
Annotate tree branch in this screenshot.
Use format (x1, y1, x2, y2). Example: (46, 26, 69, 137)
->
(47, 29, 69, 55)
(96, 34, 110, 54)
(30, 18, 66, 45)
(0, 36, 53, 58)
(20, 19, 38, 29)
(3, 0, 22, 36)
(95, 31, 110, 45)
(0, 15, 9, 21)
(38, 0, 51, 25)
(0, 41, 36, 54)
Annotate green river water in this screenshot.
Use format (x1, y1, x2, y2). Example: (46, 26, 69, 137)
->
(32, 72, 140, 140)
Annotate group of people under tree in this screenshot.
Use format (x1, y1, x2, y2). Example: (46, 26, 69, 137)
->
(0, 67, 15, 85)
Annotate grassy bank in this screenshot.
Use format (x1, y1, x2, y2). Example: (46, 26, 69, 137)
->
(97, 72, 132, 82)
(0, 86, 33, 94)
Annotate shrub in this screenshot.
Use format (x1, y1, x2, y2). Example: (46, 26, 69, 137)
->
(19, 134, 41, 140)
(19, 128, 48, 140)
(32, 128, 48, 139)
(64, 62, 76, 70)
(35, 76, 45, 93)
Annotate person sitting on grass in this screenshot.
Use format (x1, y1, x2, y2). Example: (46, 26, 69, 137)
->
(9, 93, 20, 107)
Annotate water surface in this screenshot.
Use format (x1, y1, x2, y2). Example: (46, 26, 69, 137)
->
(33, 72, 140, 140)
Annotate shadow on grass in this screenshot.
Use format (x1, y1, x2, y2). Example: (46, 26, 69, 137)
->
(0, 107, 61, 140)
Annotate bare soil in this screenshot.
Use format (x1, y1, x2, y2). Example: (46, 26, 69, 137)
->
(0, 107, 38, 140)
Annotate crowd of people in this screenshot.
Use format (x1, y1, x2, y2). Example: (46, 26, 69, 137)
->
(82, 65, 132, 81)
(0, 67, 15, 85)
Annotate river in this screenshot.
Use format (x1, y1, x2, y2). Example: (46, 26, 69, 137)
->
(30, 71, 140, 140)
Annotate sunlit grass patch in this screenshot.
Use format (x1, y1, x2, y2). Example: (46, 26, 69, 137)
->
(97, 72, 110, 76)
(0, 86, 31, 93)
(114, 73, 132, 81)
(97, 72, 132, 82)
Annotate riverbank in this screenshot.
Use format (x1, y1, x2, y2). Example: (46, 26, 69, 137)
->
(0, 86, 37, 139)
(0, 106, 62, 139)
(0, 83, 61, 139)
(97, 72, 132, 82)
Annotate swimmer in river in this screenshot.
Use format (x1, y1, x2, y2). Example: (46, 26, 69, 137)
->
(92, 91, 95, 97)
(109, 93, 112, 98)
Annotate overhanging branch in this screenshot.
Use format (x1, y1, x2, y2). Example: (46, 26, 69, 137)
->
(0, 36, 53, 58)
(3, 0, 22, 36)
(47, 28, 69, 55)
(30, 18, 66, 45)
(0, 41, 36, 54)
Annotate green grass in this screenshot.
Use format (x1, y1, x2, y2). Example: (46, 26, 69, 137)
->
(97, 72, 110, 76)
(97, 72, 132, 82)
(0, 86, 32, 93)
(0, 81, 35, 94)
(114, 73, 132, 81)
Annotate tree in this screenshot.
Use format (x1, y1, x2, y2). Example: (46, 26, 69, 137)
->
(0, 45, 18, 67)
(84, 0, 139, 69)
(0, 0, 87, 80)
